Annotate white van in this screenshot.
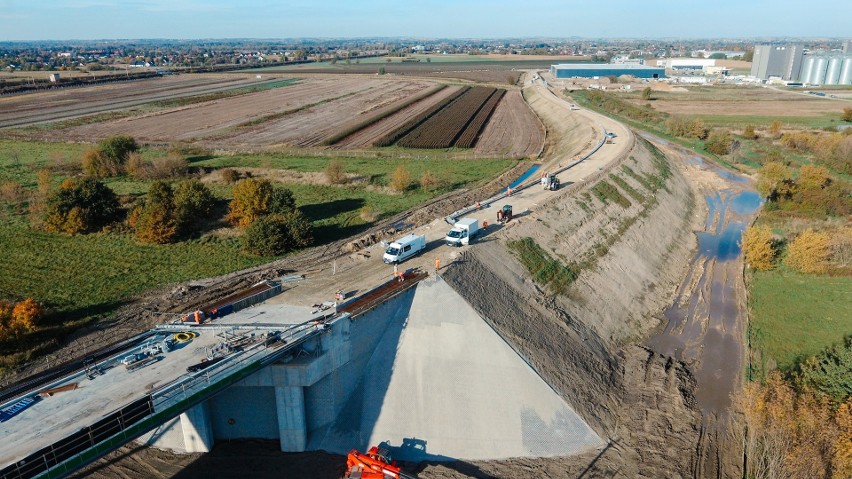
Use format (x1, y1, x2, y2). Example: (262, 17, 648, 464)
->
(383, 234, 426, 264)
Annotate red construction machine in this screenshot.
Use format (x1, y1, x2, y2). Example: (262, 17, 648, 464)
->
(345, 446, 416, 479)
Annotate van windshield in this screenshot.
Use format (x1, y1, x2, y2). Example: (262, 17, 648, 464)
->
(447, 230, 462, 238)
(386, 246, 400, 256)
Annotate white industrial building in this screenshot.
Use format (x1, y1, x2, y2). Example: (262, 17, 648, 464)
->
(656, 58, 717, 70)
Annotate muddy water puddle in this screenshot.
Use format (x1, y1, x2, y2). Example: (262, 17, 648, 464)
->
(648, 159, 761, 415)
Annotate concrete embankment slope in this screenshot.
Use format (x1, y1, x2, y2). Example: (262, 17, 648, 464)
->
(439, 137, 713, 478)
(310, 277, 602, 462)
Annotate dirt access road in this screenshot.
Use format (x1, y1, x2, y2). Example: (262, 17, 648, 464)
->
(54, 73, 635, 479)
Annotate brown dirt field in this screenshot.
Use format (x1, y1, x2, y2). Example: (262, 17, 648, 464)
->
(641, 98, 841, 117)
(474, 89, 545, 158)
(334, 86, 461, 149)
(0, 74, 264, 129)
(216, 80, 432, 147)
(58, 77, 407, 143)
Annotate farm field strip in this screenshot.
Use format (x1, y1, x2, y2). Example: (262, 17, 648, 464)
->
(324, 84, 448, 146)
(374, 87, 471, 147)
(0, 75, 269, 129)
(59, 77, 388, 142)
(473, 89, 545, 158)
(333, 86, 461, 149)
(217, 80, 432, 147)
(455, 89, 506, 148)
(397, 87, 499, 149)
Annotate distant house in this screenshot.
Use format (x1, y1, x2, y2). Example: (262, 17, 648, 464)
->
(49, 73, 61, 83)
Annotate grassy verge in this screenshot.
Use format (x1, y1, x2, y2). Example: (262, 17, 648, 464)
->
(749, 269, 852, 377)
(507, 237, 578, 294)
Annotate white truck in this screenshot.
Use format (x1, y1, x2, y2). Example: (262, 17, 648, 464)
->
(445, 218, 479, 247)
(383, 234, 426, 264)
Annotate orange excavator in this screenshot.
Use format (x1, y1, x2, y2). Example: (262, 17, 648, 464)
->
(345, 446, 417, 479)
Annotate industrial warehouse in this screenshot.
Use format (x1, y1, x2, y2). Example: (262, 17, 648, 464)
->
(549, 63, 666, 79)
(751, 42, 852, 85)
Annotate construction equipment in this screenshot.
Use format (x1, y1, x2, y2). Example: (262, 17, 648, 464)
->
(496, 204, 513, 224)
(542, 174, 560, 191)
(345, 446, 416, 479)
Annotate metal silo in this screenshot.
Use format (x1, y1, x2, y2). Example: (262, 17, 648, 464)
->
(812, 56, 828, 85)
(825, 56, 842, 85)
(801, 56, 816, 84)
(840, 58, 852, 85)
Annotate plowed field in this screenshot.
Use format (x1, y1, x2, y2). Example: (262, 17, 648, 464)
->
(473, 89, 545, 158)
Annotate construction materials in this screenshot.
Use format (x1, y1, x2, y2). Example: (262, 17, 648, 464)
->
(382, 234, 426, 264)
(345, 446, 416, 479)
(38, 383, 79, 397)
(445, 217, 480, 247)
(186, 356, 225, 374)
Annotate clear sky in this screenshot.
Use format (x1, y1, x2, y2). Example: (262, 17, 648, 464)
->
(0, 0, 849, 41)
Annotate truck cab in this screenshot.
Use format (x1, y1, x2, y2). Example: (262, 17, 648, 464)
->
(445, 217, 479, 246)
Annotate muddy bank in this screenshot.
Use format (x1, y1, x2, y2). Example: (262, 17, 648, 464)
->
(440, 137, 716, 478)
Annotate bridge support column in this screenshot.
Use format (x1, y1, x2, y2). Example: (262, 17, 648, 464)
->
(275, 386, 306, 452)
(180, 401, 214, 453)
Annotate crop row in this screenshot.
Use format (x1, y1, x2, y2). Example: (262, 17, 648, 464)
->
(454, 89, 506, 148)
(373, 87, 470, 147)
(322, 84, 448, 146)
(396, 87, 498, 149)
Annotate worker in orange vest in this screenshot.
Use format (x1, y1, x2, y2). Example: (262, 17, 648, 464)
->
(435, 256, 440, 274)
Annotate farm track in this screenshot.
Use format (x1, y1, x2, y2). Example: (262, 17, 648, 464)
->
(397, 87, 498, 149)
(0, 75, 270, 129)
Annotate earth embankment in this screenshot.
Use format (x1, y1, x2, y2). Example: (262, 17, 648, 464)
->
(440, 136, 713, 478)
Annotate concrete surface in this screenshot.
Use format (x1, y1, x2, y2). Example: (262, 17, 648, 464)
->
(311, 278, 602, 461)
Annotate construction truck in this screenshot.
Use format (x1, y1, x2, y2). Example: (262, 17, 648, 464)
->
(445, 217, 479, 247)
(345, 447, 416, 479)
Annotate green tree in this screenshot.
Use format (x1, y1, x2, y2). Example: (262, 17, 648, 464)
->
(742, 125, 758, 140)
(390, 165, 410, 193)
(173, 179, 216, 234)
(641, 86, 652, 101)
(324, 159, 347, 184)
(378, 66, 386, 75)
(43, 177, 119, 234)
(796, 337, 852, 403)
(97, 135, 138, 163)
(742, 49, 754, 62)
(242, 211, 313, 256)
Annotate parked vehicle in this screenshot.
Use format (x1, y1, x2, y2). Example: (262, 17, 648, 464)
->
(497, 204, 513, 223)
(542, 174, 560, 191)
(445, 218, 480, 246)
(383, 234, 426, 264)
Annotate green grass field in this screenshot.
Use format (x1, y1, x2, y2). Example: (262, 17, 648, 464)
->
(749, 270, 852, 374)
(0, 140, 515, 343)
(697, 114, 843, 129)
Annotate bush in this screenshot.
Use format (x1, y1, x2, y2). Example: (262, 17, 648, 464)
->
(705, 130, 734, 155)
(0, 298, 43, 341)
(842, 107, 852, 123)
(795, 336, 852, 403)
(82, 136, 139, 178)
(42, 177, 119, 234)
(242, 211, 313, 256)
(785, 229, 831, 274)
(742, 225, 776, 270)
(325, 159, 347, 184)
(742, 125, 758, 140)
(97, 135, 138, 163)
(390, 165, 410, 193)
(227, 178, 297, 229)
(419, 170, 438, 191)
(0, 181, 25, 204)
(220, 168, 240, 184)
(756, 162, 793, 200)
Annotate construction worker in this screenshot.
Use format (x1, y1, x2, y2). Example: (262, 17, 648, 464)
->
(435, 256, 440, 274)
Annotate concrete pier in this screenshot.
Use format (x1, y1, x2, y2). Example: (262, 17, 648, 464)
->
(180, 402, 214, 453)
(276, 386, 307, 452)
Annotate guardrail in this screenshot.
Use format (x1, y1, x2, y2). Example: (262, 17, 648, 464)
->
(445, 127, 609, 225)
(0, 314, 345, 479)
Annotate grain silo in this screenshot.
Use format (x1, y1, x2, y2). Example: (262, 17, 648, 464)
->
(812, 56, 828, 85)
(800, 56, 817, 84)
(825, 57, 843, 85)
(839, 57, 852, 85)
